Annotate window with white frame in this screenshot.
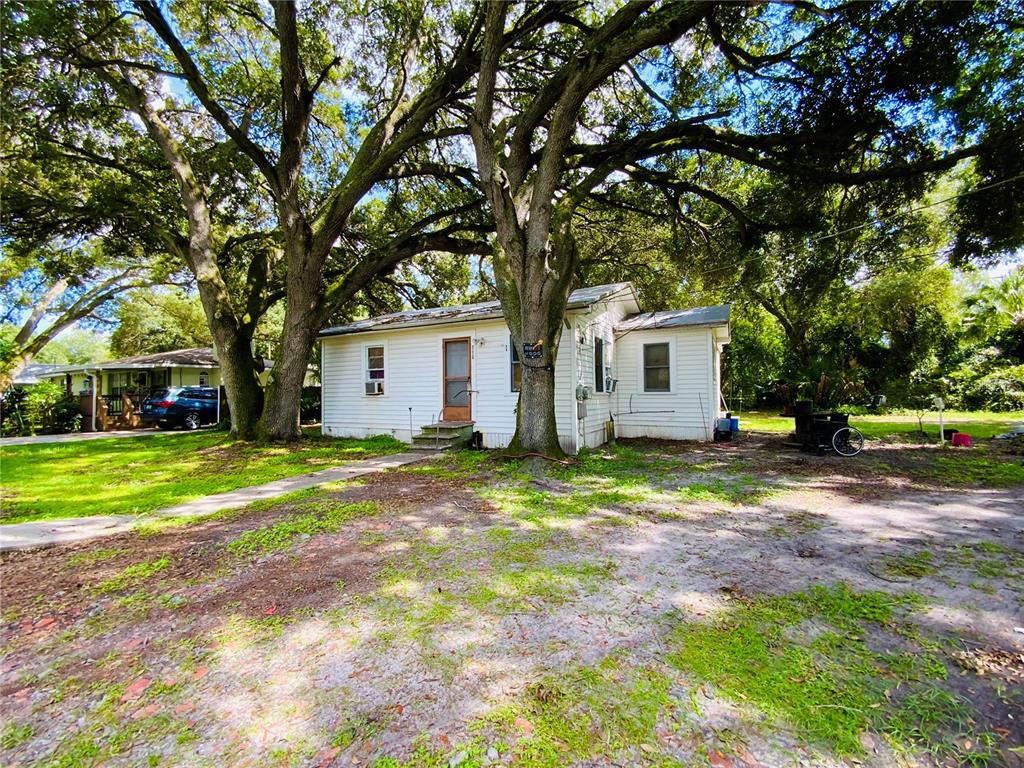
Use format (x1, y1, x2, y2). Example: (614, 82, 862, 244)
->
(198, 370, 210, 386)
(643, 342, 670, 392)
(365, 345, 385, 395)
(594, 337, 605, 392)
(510, 336, 521, 392)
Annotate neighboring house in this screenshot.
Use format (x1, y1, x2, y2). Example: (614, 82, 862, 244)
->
(38, 348, 226, 397)
(25, 348, 229, 431)
(11, 347, 320, 432)
(318, 282, 731, 453)
(11, 364, 67, 387)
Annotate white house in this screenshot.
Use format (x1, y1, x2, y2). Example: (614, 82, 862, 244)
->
(318, 282, 731, 453)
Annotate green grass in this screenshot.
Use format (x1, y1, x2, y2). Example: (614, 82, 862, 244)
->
(226, 500, 379, 557)
(676, 477, 774, 505)
(913, 455, 1024, 487)
(882, 550, 937, 579)
(902, 541, 1024, 590)
(667, 583, 995, 763)
(0, 432, 406, 523)
(487, 658, 674, 767)
(405, 450, 492, 480)
(373, 655, 676, 768)
(67, 547, 127, 567)
(739, 409, 1024, 441)
(0, 722, 34, 750)
(95, 557, 170, 594)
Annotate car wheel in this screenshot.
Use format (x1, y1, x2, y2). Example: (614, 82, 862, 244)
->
(183, 412, 202, 430)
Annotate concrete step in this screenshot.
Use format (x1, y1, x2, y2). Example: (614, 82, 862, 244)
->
(417, 422, 474, 439)
(411, 433, 468, 450)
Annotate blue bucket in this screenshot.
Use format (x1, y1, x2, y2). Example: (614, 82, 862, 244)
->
(729, 417, 740, 432)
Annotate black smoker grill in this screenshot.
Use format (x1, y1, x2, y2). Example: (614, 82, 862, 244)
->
(785, 400, 864, 457)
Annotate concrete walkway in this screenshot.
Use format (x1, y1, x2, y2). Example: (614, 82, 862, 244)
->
(0, 451, 430, 552)
(0, 428, 190, 447)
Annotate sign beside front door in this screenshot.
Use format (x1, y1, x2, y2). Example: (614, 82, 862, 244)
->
(442, 337, 471, 422)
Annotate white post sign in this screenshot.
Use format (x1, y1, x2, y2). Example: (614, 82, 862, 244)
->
(932, 395, 945, 445)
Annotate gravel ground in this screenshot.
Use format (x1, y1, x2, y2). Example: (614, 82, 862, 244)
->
(2, 438, 1022, 768)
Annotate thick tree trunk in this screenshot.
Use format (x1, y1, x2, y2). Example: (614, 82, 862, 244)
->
(259, 229, 324, 442)
(509, 362, 563, 456)
(189, 251, 264, 440)
(209, 325, 263, 440)
(112, 77, 265, 440)
(259, 317, 317, 441)
(496, 229, 578, 458)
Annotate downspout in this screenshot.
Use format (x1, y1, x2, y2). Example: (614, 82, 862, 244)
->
(568, 316, 578, 455)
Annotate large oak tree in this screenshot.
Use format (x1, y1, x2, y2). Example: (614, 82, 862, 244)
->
(9, 0, 508, 438)
(469, 0, 1022, 456)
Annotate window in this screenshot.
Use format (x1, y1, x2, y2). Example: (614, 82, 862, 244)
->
(594, 338, 605, 393)
(365, 345, 385, 395)
(643, 343, 670, 392)
(198, 370, 209, 386)
(510, 337, 522, 392)
(108, 372, 128, 396)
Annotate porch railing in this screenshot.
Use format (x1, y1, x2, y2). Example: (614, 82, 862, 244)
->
(102, 393, 143, 416)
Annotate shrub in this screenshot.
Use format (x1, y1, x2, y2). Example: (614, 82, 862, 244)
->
(0, 387, 29, 436)
(300, 385, 321, 423)
(21, 381, 82, 435)
(950, 363, 1024, 411)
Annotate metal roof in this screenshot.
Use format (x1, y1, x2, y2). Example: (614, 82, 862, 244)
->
(615, 304, 731, 333)
(38, 348, 222, 375)
(11, 364, 66, 385)
(83, 347, 219, 370)
(319, 283, 635, 337)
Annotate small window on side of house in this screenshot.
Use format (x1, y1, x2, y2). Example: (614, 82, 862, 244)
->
(510, 337, 522, 392)
(643, 342, 671, 392)
(594, 337, 605, 393)
(198, 370, 209, 387)
(365, 345, 385, 395)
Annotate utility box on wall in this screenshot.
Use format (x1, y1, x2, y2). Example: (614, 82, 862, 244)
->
(577, 400, 587, 419)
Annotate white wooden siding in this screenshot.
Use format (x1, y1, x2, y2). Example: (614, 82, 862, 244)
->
(612, 327, 718, 441)
(569, 295, 636, 449)
(320, 290, 726, 451)
(321, 318, 576, 450)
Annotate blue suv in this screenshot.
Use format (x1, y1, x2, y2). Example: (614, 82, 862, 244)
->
(141, 387, 220, 430)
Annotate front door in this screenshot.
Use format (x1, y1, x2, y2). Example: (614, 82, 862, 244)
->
(442, 337, 472, 422)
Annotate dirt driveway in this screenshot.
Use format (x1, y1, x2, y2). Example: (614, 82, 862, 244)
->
(2, 437, 1022, 768)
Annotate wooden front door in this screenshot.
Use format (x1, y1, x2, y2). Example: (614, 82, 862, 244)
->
(442, 337, 472, 422)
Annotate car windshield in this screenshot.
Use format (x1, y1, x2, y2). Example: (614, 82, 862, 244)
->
(147, 388, 172, 401)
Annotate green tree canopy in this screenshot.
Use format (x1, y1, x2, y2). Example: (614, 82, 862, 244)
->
(466, 0, 1022, 455)
(109, 291, 214, 358)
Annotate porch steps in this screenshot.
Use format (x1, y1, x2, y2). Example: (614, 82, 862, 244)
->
(411, 421, 474, 450)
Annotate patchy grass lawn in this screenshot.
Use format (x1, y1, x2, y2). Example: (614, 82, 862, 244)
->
(2, 436, 1021, 767)
(739, 409, 1024, 441)
(0, 431, 406, 523)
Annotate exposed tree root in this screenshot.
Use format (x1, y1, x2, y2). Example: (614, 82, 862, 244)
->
(500, 451, 578, 466)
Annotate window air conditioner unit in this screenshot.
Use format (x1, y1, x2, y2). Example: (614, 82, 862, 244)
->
(365, 381, 384, 395)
